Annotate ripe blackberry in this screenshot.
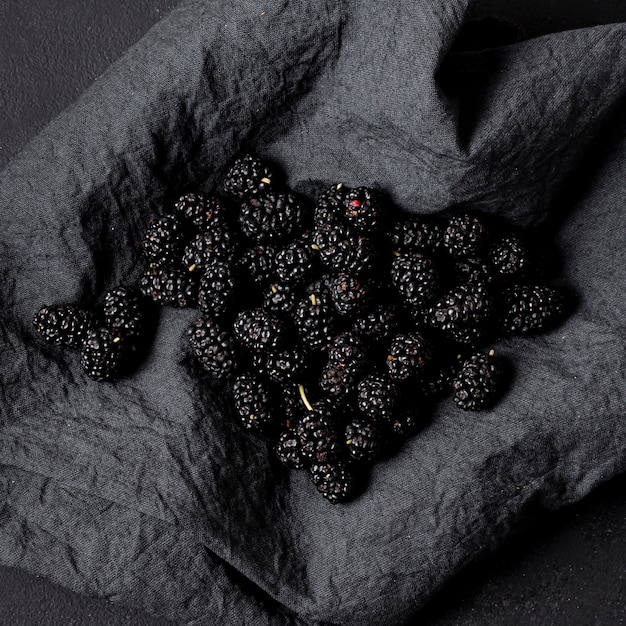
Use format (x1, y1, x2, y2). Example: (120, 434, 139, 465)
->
(327, 332, 367, 366)
(232, 373, 274, 431)
(386, 333, 433, 382)
(172, 193, 225, 230)
(489, 235, 531, 279)
(187, 316, 237, 380)
(275, 429, 307, 469)
(33, 305, 93, 348)
(417, 364, 456, 399)
(233, 308, 286, 352)
(141, 215, 185, 265)
(442, 213, 488, 258)
(345, 419, 384, 462)
(388, 411, 421, 439)
(309, 461, 357, 504)
(139, 265, 197, 307)
(239, 245, 275, 286)
(265, 349, 306, 383)
(103, 286, 144, 339)
(182, 223, 234, 272)
(351, 304, 400, 343)
(80, 327, 125, 381)
(453, 259, 495, 286)
(198, 259, 238, 318)
(391, 253, 439, 308)
(239, 192, 302, 243)
(223, 154, 275, 199)
(293, 287, 337, 352)
(275, 240, 315, 285)
(500, 285, 566, 335)
(388, 216, 442, 253)
(262, 282, 298, 316)
(280, 384, 307, 427)
(452, 351, 504, 410)
(343, 187, 385, 234)
(428, 283, 494, 346)
(319, 361, 361, 397)
(329, 274, 372, 316)
(296, 406, 341, 464)
(356, 373, 397, 421)
(314, 183, 347, 227)
(312, 222, 376, 275)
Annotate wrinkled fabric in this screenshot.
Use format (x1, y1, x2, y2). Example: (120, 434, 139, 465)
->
(1, 0, 626, 624)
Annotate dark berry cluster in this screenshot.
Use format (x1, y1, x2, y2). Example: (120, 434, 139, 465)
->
(34, 153, 573, 504)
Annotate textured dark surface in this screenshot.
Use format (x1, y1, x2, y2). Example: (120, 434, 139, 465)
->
(1, 1, 626, 625)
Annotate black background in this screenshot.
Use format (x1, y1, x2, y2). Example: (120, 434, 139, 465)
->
(1, 1, 626, 624)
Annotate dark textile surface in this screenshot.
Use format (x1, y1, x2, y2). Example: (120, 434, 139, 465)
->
(1, 1, 626, 624)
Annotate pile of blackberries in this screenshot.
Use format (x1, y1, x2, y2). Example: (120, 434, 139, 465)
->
(34, 154, 571, 503)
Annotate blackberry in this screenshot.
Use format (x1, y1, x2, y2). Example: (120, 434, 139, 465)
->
(309, 461, 357, 504)
(356, 373, 397, 421)
(103, 286, 144, 339)
(428, 283, 494, 346)
(239, 192, 302, 243)
(182, 223, 234, 272)
(80, 327, 125, 381)
(452, 351, 503, 410)
(319, 361, 361, 397)
(275, 429, 307, 469)
(293, 287, 337, 351)
(223, 154, 275, 199)
(500, 285, 566, 335)
(172, 193, 225, 230)
(275, 240, 315, 285)
(139, 265, 197, 307)
(233, 308, 286, 352)
(239, 245, 275, 286)
(391, 253, 439, 308)
(141, 215, 185, 265)
(280, 384, 307, 427)
(489, 235, 531, 279)
(232, 373, 274, 431)
(386, 332, 433, 382)
(187, 316, 237, 380)
(417, 364, 456, 399)
(388, 216, 442, 253)
(262, 282, 298, 316)
(327, 332, 367, 366)
(296, 406, 341, 464)
(388, 411, 421, 439)
(33, 305, 93, 348)
(198, 259, 238, 318)
(351, 304, 400, 343)
(329, 274, 371, 316)
(343, 187, 385, 234)
(442, 213, 488, 258)
(345, 419, 384, 462)
(312, 222, 376, 275)
(314, 183, 347, 228)
(265, 349, 306, 383)
(453, 259, 495, 286)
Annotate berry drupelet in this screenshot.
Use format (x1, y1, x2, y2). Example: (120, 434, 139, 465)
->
(500, 285, 567, 335)
(329, 274, 372, 316)
(103, 286, 145, 339)
(345, 419, 384, 462)
(139, 265, 197, 308)
(33, 305, 93, 348)
(239, 192, 302, 243)
(386, 332, 433, 382)
(452, 350, 504, 410)
(80, 327, 125, 381)
(187, 316, 237, 380)
(391, 252, 439, 308)
(309, 461, 357, 504)
(141, 215, 185, 266)
(223, 154, 275, 199)
(232, 373, 274, 431)
(442, 213, 488, 258)
(233, 308, 287, 353)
